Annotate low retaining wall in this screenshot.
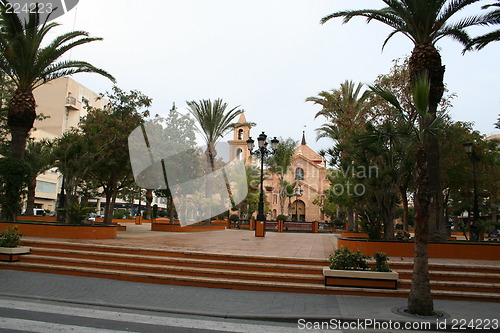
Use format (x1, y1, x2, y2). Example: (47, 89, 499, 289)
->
(151, 223, 226, 232)
(0, 222, 117, 239)
(338, 237, 500, 260)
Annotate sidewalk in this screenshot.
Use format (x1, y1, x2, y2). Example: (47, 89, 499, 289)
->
(0, 270, 498, 327)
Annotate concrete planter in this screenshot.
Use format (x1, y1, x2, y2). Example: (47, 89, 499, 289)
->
(323, 267, 398, 289)
(0, 246, 31, 262)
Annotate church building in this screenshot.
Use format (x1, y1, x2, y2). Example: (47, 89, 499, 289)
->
(229, 113, 329, 222)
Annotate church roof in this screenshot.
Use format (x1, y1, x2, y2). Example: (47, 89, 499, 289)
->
(294, 132, 323, 163)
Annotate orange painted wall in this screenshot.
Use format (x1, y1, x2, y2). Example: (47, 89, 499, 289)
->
(338, 238, 500, 260)
(0, 222, 117, 239)
(17, 216, 57, 222)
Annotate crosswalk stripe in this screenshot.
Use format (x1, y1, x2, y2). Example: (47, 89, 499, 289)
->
(0, 299, 334, 333)
(0, 317, 133, 333)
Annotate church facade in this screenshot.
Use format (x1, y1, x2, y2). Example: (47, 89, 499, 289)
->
(229, 113, 329, 222)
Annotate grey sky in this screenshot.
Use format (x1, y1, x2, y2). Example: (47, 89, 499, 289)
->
(52, 0, 499, 152)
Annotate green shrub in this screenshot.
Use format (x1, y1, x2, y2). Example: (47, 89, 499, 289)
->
(66, 203, 94, 225)
(229, 214, 239, 222)
(373, 252, 391, 272)
(0, 225, 22, 248)
(276, 214, 287, 221)
(113, 209, 126, 219)
(328, 246, 370, 270)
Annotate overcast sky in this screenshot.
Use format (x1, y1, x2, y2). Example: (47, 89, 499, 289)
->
(51, 0, 500, 152)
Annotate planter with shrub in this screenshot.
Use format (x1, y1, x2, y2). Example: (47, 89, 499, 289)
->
(323, 246, 398, 289)
(0, 226, 30, 262)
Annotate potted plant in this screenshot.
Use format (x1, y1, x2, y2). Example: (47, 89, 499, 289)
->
(265, 186, 274, 192)
(0, 226, 31, 262)
(229, 214, 240, 229)
(323, 247, 398, 289)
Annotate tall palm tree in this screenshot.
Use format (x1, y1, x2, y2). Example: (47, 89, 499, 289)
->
(371, 74, 443, 316)
(307, 80, 371, 231)
(321, 0, 496, 243)
(0, 3, 115, 160)
(186, 99, 252, 219)
(466, 1, 500, 50)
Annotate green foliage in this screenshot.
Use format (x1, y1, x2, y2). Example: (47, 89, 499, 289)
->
(0, 225, 22, 248)
(276, 214, 287, 221)
(358, 216, 383, 240)
(328, 246, 370, 271)
(229, 214, 239, 222)
(0, 157, 30, 220)
(373, 252, 391, 272)
(113, 209, 131, 220)
(63, 202, 94, 225)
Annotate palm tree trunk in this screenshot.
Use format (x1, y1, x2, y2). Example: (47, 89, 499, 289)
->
(408, 145, 434, 315)
(409, 44, 446, 242)
(400, 185, 410, 231)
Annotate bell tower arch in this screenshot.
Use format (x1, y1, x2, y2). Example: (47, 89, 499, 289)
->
(229, 112, 251, 163)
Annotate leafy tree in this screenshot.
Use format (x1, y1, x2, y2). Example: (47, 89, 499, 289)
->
(265, 137, 297, 216)
(24, 139, 54, 216)
(81, 87, 151, 225)
(321, 0, 498, 250)
(52, 130, 97, 223)
(149, 105, 200, 224)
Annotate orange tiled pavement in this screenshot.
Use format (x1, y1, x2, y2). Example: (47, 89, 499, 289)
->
(24, 224, 338, 260)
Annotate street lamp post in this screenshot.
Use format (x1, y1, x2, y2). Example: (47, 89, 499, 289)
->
(247, 132, 279, 234)
(294, 185, 303, 222)
(464, 142, 480, 241)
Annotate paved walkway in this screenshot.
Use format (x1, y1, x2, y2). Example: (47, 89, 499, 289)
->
(0, 270, 498, 331)
(25, 224, 338, 259)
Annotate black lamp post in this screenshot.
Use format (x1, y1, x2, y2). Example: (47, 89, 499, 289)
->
(294, 185, 303, 221)
(247, 132, 279, 223)
(464, 142, 480, 241)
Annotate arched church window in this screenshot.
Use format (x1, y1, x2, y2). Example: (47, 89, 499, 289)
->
(295, 167, 304, 181)
(236, 148, 243, 160)
(238, 129, 244, 140)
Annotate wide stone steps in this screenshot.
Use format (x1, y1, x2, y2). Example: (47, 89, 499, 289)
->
(28, 247, 323, 275)
(23, 254, 324, 284)
(0, 239, 497, 302)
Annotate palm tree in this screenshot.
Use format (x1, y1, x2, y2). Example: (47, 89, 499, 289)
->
(0, 3, 115, 160)
(466, 1, 500, 50)
(307, 80, 371, 231)
(266, 138, 297, 216)
(186, 99, 252, 219)
(371, 74, 443, 316)
(321, 0, 496, 243)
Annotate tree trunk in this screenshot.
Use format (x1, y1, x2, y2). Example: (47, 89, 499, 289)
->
(348, 207, 355, 231)
(400, 185, 410, 231)
(145, 189, 153, 220)
(408, 145, 434, 316)
(103, 188, 114, 225)
(25, 176, 37, 216)
(168, 195, 175, 224)
(409, 43, 446, 243)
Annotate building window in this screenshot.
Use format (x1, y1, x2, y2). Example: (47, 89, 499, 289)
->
(273, 194, 278, 204)
(238, 129, 244, 140)
(295, 167, 304, 181)
(236, 148, 243, 160)
(36, 181, 57, 193)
